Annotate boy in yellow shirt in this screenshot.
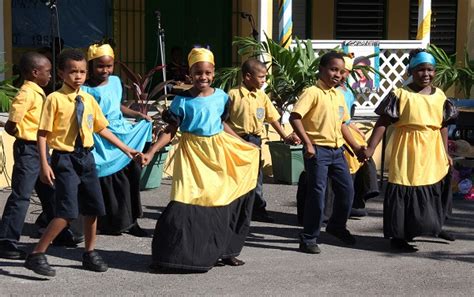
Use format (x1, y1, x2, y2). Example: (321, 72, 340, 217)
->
(24, 49, 138, 277)
(0, 52, 59, 260)
(290, 52, 362, 254)
(227, 58, 300, 223)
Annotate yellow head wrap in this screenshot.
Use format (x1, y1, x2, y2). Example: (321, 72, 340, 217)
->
(87, 44, 115, 62)
(343, 56, 354, 71)
(188, 48, 214, 69)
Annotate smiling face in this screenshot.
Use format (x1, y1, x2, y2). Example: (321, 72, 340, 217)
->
(410, 63, 435, 89)
(59, 59, 87, 91)
(189, 61, 215, 91)
(319, 57, 344, 88)
(91, 55, 114, 83)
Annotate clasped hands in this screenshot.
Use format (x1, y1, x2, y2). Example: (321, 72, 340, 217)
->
(283, 132, 302, 145)
(131, 151, 154, 167)
(355, 145, 374, 163)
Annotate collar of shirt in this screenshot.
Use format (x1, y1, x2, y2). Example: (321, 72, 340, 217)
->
(239, 84, 259, 98)
(23, 80, 46, 97)
(316, 79, 337, 95)
(58, 83, 85, 102)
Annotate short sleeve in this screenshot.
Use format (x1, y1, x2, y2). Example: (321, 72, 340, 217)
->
(221, 99, 230, 122)
(39, 96, 56, 132)
(162, 108, 181, 126)
(263, 93, 280, 123)
(442, 98, 458, 126)
(374, 91, 400, 121)
(91, 98, 109, 132)
(292, 87, 316, 117)
(166, 96, 184, 126)
(8, 88, 31, 123)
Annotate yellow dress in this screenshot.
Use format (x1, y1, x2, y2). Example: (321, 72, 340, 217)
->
(377, 87, 455, 240)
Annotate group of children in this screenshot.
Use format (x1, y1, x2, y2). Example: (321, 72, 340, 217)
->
(0, 44, 456, 276)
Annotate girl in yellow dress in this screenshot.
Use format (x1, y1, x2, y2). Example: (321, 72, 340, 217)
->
(141, 48, 259, 272)
(361, 49, 457, 251)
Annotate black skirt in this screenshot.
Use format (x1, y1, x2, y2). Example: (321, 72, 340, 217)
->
(151, 192, 254, 272)
(97, 161, 143, 234)
(383, 170, 452, 240)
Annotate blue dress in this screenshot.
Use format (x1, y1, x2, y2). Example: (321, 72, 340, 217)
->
(82, 75, 152, 177)
(82, 76, 152, 234)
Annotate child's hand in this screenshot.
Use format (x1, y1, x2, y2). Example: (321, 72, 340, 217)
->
(284, 132, 301, 145)
(137, 112, 153, 122)
(141, 152, 154, 167)
(447, 155, 453, 166)
(125, 148, 139, 159)
(40, 164, 55, 187)
(304, 143, 316, 159)
(357, 146, 374, 162)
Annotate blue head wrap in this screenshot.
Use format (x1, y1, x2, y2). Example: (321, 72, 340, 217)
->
(409, 52, 436, 70)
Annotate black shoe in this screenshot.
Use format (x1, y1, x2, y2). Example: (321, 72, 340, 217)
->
(326, 226, 356, 245)
(221, 257, 245, 266)
(0, 241, 27, 260)
(438, 230, 455, 241)
(390, 238, 418, 252)
(127, 223, 148, 237)
(24, 253, 56, 277)
(299, 242, 321, 254)
(52, 229, 84, 247)
(350, 208, 368, 217)
(252, 208, 274, 223)
(82, 251, 108, 272)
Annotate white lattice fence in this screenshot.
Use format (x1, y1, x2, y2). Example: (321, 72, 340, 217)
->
(300, 40, 425, 116)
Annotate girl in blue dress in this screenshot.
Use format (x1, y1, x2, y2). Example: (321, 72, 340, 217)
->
(82, 44, 153, 236)
(141, 48, 259, 272)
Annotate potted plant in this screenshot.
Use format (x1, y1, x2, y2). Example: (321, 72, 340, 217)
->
(118, 61, 173, 190)
(0, 63, 19, 112)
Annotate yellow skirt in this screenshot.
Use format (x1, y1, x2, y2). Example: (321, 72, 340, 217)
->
(171, 131, 260, 207)
(344, 125, 367, 174)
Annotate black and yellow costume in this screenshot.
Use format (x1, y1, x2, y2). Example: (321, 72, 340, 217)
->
(376, 86, 456, 240)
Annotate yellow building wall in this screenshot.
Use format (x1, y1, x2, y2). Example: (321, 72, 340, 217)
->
(387, 0, 410, 39)
(311, 0, 334, 39)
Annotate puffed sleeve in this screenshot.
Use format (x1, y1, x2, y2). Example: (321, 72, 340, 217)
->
(162, 95, 183, 127)
(442, 98, 458, 126)
(221, 98, 230, 122)
(374, 91, 400, 122)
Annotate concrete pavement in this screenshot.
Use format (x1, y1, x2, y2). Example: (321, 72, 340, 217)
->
(1, 178, 473, 296)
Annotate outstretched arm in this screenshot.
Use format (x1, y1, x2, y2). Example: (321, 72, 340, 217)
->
(269, 120, 301, 145)
(341, 123, 362, 155)
(141, 124, 178, 166)
(97, 128, 138, 159)
(359, 115, 392, 161)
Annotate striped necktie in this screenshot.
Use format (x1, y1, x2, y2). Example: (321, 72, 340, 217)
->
(75, 95, 84, 148)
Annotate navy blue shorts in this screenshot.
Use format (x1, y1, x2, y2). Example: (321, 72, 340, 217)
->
(51, 148, 105, 219)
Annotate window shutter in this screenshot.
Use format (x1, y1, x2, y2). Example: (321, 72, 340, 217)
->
(335, 0, 387, 40)
(409, 0, 458, 54)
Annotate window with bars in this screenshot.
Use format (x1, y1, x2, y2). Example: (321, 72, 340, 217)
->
(334, 0, 386, 40)
(409, 0, 458, 54)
